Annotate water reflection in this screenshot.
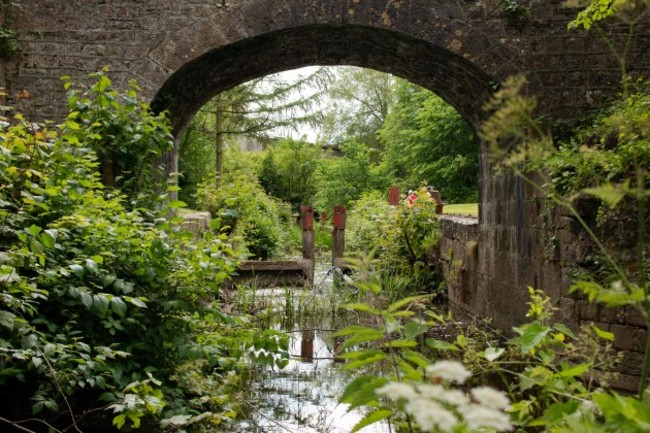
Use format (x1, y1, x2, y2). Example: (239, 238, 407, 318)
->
(238, 326, 390, 433)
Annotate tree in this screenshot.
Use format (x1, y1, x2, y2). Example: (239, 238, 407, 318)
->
(179, 68, 328, 198)
(314, 139, 391, 211)
(257, 138, 322, 210)
(318, 67, 398, 152)
(379, 81, 478, 203)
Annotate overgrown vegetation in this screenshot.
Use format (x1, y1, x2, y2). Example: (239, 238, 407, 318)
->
(332, 1, 650, 433)
(0, 73, 289, 432)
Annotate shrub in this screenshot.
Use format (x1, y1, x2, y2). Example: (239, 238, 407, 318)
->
(195, 172, 293, 260)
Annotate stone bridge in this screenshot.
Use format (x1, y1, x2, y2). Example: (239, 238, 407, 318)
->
(2, 0, 650, 381)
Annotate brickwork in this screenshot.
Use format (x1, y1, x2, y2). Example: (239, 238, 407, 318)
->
(3, 0, 650, 385)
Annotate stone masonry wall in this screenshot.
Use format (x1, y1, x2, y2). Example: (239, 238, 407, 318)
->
(2, 0, 650, 380)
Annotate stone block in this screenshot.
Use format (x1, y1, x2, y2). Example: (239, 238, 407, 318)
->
(610, 325, 647, 352)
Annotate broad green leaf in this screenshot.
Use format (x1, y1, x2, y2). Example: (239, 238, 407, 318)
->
(404, 320, 429, 339)
(340, 375, 388, 409)
(70, 264, 85, 277)
(401, 350, 431, 368)
(340, 329, 385, 351)
(21, 333, 38, 349)
(80, 291, 93, 309)
(513, 322, 550, 354)
(553, 323, 577, 339)
(529, 400, 579, 427)
(26, 224, 43, 237)
(40, 231, 56, 248)
(426, 338, 459, 352)
(85, 258, 99, 274)
(382, 339, 417, 349)
(351, 409, 393, 433)
(559, 363, 590, 378)
(484, 347, 505, 361)
(168, 200, 187, 209)
(94, 294, 110, 314)
(111, 297, 127, 317)
(0, 310, 16, 329)
(334, 325, 382, 337)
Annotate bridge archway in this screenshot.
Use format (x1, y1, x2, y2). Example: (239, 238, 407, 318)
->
(147, 18, 526, 329)
(148, 23, 524, 136)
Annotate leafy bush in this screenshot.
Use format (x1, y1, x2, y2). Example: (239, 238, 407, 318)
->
(346, 190, 441, 293)
(315, 140, 390, 211)
(195, 171, 293, 260)
(62, 67, 174, 210)
(0, 77, 289, 432)
(257, 138, 321, 210)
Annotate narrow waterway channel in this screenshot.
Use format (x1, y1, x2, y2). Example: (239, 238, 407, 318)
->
(234, 262, 391, 433)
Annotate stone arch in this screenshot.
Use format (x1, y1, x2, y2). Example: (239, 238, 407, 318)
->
(150, 24, 509, 136)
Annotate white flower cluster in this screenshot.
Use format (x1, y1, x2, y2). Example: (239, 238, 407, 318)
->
(376, 361, 512, 432)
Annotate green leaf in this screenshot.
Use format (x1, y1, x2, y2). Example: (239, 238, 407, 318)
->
(111, 297, 127, 316)
(553, 323, 577, 339)
(592, 325, 614, 341)
(484, 347, 505, 361)
(386, 295, 429, 313)
(340, 303, 379, 315)
(94, 294, 110, 314)
(342, 352, 387, 370)
(529, 400, 579, 427)
(168, 200, 187, 209)
(425, 338, 459, 352)
(80, 291, 93, 309)
(85, 258, 99, 274)
(513, 322, 550, 354)
(382, 339, 417, 349)
(340, 375, 388, 410)
(40, 231, 56, 248)
(351, 409, 393, 433)
(113, 413, 126, 429)
(559, 363, 590, 378)
(583, 180, 629, 208)
(21, 333, 38, 349)
(27, 224, 43, 237)
(70, 264, 85, 277)
(0, 310, 16, 329)
(401, 350, 431, 368)
(404, 320, 429, 339)
(340, 329, 385, 351)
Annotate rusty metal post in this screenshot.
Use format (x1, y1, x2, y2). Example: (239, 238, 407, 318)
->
(300, 205, 314, 286)
(300, 329, 315, 363)
(389, 185, 400, 206)
(332, 206, 346, 267)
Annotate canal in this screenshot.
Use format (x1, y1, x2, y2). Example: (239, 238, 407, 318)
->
(234, 262, 391, 433)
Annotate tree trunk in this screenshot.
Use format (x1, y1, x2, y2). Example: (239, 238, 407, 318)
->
(215, 108, 224, 189)
(101, 150, 116, 188)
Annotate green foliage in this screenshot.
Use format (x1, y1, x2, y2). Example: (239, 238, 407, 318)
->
(258, 138, 321, 210)
(379, 80, 478, 203)
(319, 66, 397, 150)
(346, 190, 442, 294)
(315, 140, 390, 211)
(566, 0, 636, 30)
(335, 261, 513, 433)
(195, 170, 292, 260)
(0, 76, 291, 432)
(62, 67, 174, 210)
(0, 24, 18, 59)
